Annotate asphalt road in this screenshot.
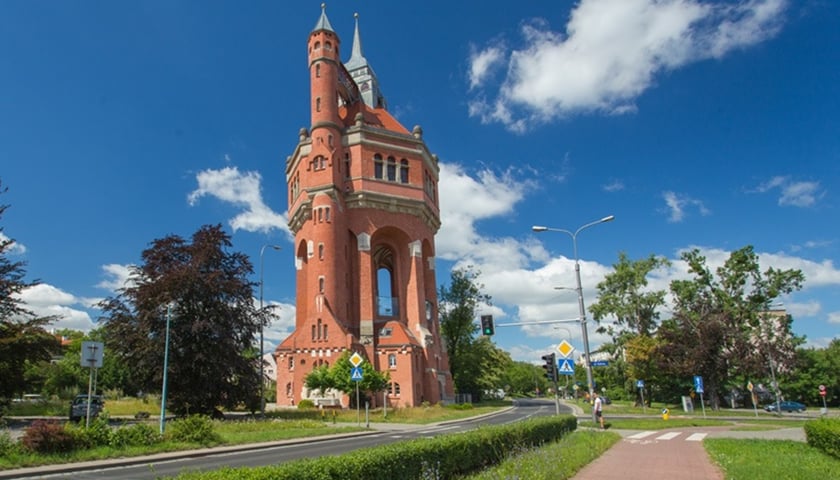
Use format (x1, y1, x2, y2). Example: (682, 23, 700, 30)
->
(4, 398, 567, 480)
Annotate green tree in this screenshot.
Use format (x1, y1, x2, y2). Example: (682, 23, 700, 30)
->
(438, 266, 493, 399)
(307, 351, 389, 408)
(658, 246, 804, 409)
(589, 252, 670, 338)
(99, 224, 262, 415)
(0, 181, 60, 409)
(501, 360, 548, 397)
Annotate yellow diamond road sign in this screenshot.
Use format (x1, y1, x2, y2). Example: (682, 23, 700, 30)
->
(556, 340, 575, 358)
(349, 352, 364, 367)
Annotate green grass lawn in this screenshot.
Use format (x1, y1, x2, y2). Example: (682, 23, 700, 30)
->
(706, 438, 840, 479)
(466, 430, 621, 480)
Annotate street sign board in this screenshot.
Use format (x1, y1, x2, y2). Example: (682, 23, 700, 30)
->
(636, 379, 644, 389)
(694, 375, 704, 394)
(80, 341, 104, 368)
(349, 352, 364, 367)
(351, 367, 363, 382)
(591, 360, 609, 367)
(819, 384, 826, 396)
(557, 358, 575, 375)
(556, 340, 575, 358)
(747, 381, 754, 392)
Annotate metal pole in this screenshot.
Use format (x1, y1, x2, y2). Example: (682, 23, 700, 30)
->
(160, 303, 172, 435)
(533, 216, 614, 424)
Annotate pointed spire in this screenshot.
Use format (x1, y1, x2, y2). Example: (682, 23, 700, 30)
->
(349, 13, 365, 65)
(311, 3, 334, 33)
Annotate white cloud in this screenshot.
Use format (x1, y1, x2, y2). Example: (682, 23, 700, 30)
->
(468, 44, 505, 90)
(750, 175, 823, 207)
(828, 312, 840, 325)
(662, 191, 710, 223)
(15, 284, 96, 332)
(602, 180, 624, 192)
(96, 263, 135, 292)
(467, 0, 787, 131)
(1, 232, 26, 255)
(188, 166, 288, 234)
(436, 163, 534, 271)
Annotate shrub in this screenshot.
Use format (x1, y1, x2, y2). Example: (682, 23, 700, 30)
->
(297, 399, 315, 409)
(68, 413, 112, 448)
(0, 429, 21, 456)
(166, 415, 221, 446)
(169, 415, 577, 480)
(110, 422, 162, 447)
(804, 417, 840, 459)
(21, 420, 77, 454)
(449, 402, 474, 410)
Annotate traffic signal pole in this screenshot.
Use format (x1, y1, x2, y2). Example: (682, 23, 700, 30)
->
(542, 353, 560, 415)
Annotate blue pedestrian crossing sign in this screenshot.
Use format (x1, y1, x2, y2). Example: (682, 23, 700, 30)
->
(351, 367, 363, 382)
(694, 375, 704, 394)
(557, 358, 575, 375)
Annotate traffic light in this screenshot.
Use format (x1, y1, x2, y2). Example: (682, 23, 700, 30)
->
(480, 315, 494, 336)
(542, 353, 557, 383)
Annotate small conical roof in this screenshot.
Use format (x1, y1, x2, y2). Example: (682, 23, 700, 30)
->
(311, 3, 334, 33)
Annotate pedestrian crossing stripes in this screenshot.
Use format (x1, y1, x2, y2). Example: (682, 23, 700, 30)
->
(625, 431, 708, 443)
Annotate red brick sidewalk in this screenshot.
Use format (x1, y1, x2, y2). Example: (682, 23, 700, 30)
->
(572, 427, 727, 480)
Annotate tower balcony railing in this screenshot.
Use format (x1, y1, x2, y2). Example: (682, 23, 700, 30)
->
(377, 296, 400, 317)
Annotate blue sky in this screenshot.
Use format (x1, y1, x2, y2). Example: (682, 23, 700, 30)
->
(2, 0, 838, 365)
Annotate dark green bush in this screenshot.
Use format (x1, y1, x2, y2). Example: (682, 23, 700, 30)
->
(67, 414, 112, 448)
(0, 429, 21, 456)
(449, 402, 475, 410)
(110, 422, 162, 447)
(804, 417, 840, 459)
(166, 415, 221, 445)
(297, 399, 315, 409)
(170, 415, 577, 480)
(20, 420, 77, 454)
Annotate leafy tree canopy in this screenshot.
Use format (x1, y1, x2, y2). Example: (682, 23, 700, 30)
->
(99, 224, 261, 415)
(0, 180, 60, 409)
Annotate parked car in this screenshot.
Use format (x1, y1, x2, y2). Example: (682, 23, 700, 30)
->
(69, 394, 104, 422)
(764, 401, 806, 413)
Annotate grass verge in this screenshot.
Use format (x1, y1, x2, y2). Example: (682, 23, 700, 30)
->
(706, 438, 840, 479)
(465, 430, 620, 480)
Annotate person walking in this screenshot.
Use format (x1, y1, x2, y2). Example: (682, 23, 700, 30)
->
(593, 392, 605, 429)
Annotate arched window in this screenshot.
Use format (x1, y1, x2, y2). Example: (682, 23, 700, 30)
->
(286, 382, 292, 397)
(388, 354, 397, 368)
(315, 64, 321, 77)
(311, 325, 316, 341)
(317, 319, 322, 339)
(394, 383, 401, 396)
(316, 97, 321, 112)
(314, 41, 321, 50)
(325, 41, 332, 51)
(323, 325, 328, 340)
(318, 243, 325, 260)
(319, 276, 325, 293)
(288, 357, 294, 370)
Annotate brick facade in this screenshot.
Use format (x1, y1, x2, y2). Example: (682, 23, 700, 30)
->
(274, 6, 454, 408)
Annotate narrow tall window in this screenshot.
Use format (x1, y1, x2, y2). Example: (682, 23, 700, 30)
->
(387, 156, 396, 181)
(388, 354, 397, 368)
(316, 97, 321, 112)
(374, 154, 383, 179)
(323, 325, 328, 340)
(400, 159, 409, 183)
(319, 276, 325, 293)
(318, 243, 325, 260)
(315, 64, 321, 77)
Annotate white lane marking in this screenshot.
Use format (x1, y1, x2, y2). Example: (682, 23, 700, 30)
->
(656, 432, 682, 440)
(627, 431, 657, 439)
(686, 433, 707, 442)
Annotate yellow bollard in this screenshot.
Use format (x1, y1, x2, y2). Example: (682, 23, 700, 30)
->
(661, 408, 670, 420)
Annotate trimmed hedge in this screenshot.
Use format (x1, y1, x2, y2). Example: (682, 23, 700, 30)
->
(171, 415, 577, 480)
(804, 417, 840, 459)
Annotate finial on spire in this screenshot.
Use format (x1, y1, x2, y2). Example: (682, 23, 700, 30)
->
(321, 3, 326, 10)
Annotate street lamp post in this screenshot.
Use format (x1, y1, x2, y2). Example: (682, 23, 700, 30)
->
(160, 303, 173, 435)
(259, 244, 282, 417)
(533, 215, 614, 419)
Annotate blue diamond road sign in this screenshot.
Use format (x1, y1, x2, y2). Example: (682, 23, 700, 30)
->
(557, 358, 575, 376)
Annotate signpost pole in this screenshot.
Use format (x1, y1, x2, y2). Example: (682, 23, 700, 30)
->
(355, 382, 360, 426)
